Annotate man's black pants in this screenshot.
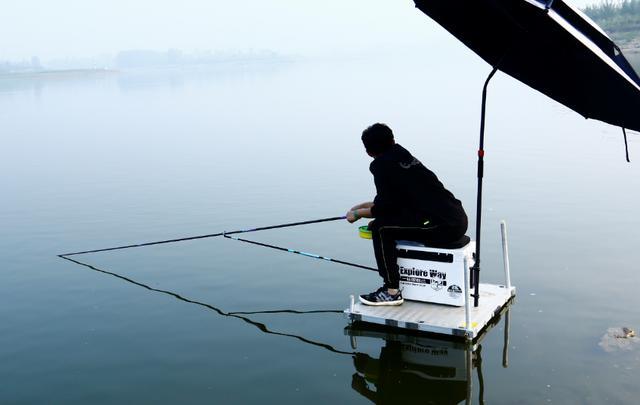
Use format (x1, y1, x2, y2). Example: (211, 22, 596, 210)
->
(370, 220, 468, 289)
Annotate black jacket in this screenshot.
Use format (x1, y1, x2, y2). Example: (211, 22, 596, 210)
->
(369, 144, 467, 227)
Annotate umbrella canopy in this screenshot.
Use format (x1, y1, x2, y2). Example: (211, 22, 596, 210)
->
(414, 0, 640, 132)
(413, 0, 640, 306)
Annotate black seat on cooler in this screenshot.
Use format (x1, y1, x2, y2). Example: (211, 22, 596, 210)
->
(421, 234, 471, 249)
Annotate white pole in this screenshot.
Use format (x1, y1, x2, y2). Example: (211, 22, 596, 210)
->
(500, 220, 512, 289)
(350, 294, 355, 314)
(463, 257, 471, 339)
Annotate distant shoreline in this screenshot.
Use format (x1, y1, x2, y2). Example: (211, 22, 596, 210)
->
(0, 57, 295, 79)
(0, 68, 118, 79)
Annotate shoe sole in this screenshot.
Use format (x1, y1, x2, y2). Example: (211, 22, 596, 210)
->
(358, 296, 404, 306)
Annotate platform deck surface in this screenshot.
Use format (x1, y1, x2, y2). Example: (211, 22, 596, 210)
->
(345, 283, 515, 339)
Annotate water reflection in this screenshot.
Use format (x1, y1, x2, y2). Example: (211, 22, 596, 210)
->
(345, 310, 511, 405)
(115, 62, 292, 92)
(0, 61, 293, 96)
(0, 69, 117, 95)
(60, 254, 512, 404)
(59, 255, 350, 355)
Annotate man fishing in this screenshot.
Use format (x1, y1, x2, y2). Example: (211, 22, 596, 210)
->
(347, 123, 468, 306)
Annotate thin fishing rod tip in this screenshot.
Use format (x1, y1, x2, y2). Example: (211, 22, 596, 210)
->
(58, 216, 346, 257)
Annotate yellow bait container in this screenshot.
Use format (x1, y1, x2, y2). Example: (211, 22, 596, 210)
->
(358, 225, 372, 239)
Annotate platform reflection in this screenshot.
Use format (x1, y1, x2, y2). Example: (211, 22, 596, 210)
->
(345, 308, 511, 405)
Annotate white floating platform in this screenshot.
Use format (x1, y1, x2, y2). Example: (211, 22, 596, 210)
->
(345, 283, 515, 340)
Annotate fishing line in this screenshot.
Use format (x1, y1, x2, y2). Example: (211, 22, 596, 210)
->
(228, 309, 343, 315)
(223, 234, 377, 272)
(59, 215, 346, 257)
(622, 127, 631, 162)
(60, 255, 354, 356)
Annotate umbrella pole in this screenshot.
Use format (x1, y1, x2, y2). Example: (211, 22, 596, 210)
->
(472, 66, 498, 307)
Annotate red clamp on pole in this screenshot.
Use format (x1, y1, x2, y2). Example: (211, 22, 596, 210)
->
(478, 149, 485, 158)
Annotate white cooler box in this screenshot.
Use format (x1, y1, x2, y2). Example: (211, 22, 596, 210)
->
(396, 240, 475, 306)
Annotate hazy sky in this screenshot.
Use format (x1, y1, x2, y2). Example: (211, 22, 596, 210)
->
(0, 0, 598, 61)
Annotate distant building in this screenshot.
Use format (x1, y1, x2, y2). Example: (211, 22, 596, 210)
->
(115, 50, 168, 69)
(30, 56, 42, 70)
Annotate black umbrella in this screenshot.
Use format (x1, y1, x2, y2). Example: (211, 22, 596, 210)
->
(413, 0, 640, 305)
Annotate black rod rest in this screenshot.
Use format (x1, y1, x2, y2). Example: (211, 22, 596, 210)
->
(472, 66, 499, 307)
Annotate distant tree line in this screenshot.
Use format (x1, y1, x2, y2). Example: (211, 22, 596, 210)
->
(584, 0, 640, 44)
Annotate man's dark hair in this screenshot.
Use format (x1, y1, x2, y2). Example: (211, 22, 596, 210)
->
(361, 123, 395, 155)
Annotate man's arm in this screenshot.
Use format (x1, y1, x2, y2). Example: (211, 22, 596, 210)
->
(350, 201, 374, 210)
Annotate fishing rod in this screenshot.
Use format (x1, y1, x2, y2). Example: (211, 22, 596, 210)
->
(59, 215, 346, 257)
(224, 234, 377, 272)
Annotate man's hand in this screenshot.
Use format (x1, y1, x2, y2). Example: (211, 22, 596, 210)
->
(346, 203, 374, 223)
(346, 210, 359, 223)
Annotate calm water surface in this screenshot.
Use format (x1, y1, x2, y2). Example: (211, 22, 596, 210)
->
(1, 51, 639, 404)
